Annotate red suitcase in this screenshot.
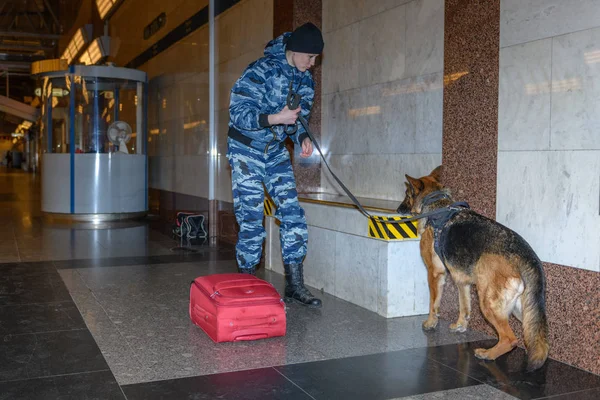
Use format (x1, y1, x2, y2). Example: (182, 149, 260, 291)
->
(189, 273, 286, 342)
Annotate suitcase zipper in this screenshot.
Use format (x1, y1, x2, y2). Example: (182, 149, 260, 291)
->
(195, 283, 283, 307)
(209, 289, 275, 300)
(211, 297, 284, 307)
(213, 281, 277, 293)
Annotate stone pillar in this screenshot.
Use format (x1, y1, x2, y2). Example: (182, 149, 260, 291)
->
(274, 0, 322, 193)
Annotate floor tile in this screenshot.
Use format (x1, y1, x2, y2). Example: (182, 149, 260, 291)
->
(281, 293, 491, 359)
(275, 349, 480, 400)
(538, 387, 600, 399)
(412, 340, 600, 400)
(52, 250, 236, 270)
(122, 367, 314, 400)
(0, 371, 125, 400)
(53, 256, 148, 269)
(0, 302, 86, 334)
(0, 272, 72, 306)
(0, 262, 57, 279)
(61, 286, 160, 385)
(395, 384, 518, 399)
(68, 275, 328, 384)
(0, 255, 21, 263)
(62, 261, 490, 385)
(0, 330, 110, 381)
(0, 261, 55, 270)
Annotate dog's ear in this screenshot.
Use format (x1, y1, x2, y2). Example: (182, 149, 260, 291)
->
(430, 165, 442, 182)
(405, 174, 423, 192)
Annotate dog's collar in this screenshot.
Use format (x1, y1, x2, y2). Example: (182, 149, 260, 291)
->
(449, 201, 470, 209)
(421, 191, 452, 208)
(421, 191, 470, 211)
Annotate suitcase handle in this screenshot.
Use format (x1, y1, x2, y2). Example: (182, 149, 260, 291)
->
(234, 333, 268, 341)
(213, 280, 275, 292)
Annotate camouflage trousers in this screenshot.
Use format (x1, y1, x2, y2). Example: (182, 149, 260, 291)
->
(227, 138, 308, 270)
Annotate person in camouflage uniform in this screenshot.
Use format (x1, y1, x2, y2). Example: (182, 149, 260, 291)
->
(227, 22, 324, 308)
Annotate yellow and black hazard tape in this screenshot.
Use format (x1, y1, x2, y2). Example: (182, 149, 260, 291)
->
(368, 216, 418, 240)
(264, 198, 417, 240)
(264, 197, 276, 216)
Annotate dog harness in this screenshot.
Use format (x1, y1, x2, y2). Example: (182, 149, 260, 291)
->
(421, 192, 470, 259)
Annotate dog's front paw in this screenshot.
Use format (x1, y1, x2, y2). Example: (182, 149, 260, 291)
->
(474, 348, 493, 360)
(449, 322, 467, 333)
(422, 318, 438, 331)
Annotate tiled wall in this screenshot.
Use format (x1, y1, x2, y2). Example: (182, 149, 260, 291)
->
(440, 0, 600, 376)
(289, 0, 323, 194)
(320, 0, 444, 201)
(109, 0, 274, 207)
(145, 25, 211, 202)
(214, 0, 274, 203)
(497, 0, 600, 273)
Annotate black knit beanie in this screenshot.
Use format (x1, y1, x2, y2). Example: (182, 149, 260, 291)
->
(285, 22, 324, 54)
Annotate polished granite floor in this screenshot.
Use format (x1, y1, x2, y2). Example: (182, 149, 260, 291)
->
(2, 167, 600, 399)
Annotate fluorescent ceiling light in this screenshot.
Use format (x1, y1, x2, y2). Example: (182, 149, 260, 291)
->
(79, 38, 108, 65)
(96, 0, 120, 20)
(60, 27, 91, 65)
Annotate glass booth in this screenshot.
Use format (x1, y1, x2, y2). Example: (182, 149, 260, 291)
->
(38, 65, 148, 220)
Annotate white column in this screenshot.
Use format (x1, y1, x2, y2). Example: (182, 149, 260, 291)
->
(208, 0, 217, 243)
(136, 81, 143, 154)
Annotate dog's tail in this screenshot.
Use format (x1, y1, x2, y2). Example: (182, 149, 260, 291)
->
(519, 256, 549, 372)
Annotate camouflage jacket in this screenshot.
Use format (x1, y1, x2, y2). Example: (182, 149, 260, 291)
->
(228, 32, 314, 151)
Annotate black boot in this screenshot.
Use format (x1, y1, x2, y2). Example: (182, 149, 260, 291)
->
(284, 263, 322, 308)
(238, 267, 256, 276)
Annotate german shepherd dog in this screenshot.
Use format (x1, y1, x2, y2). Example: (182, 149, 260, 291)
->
(397, 166, 549, 371)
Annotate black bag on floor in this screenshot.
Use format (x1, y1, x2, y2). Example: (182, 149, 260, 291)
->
(173, 212, 207, 240)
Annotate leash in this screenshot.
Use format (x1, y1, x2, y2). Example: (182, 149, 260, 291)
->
(281, 82, 468, 225)
(297, 115, 467, 224)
